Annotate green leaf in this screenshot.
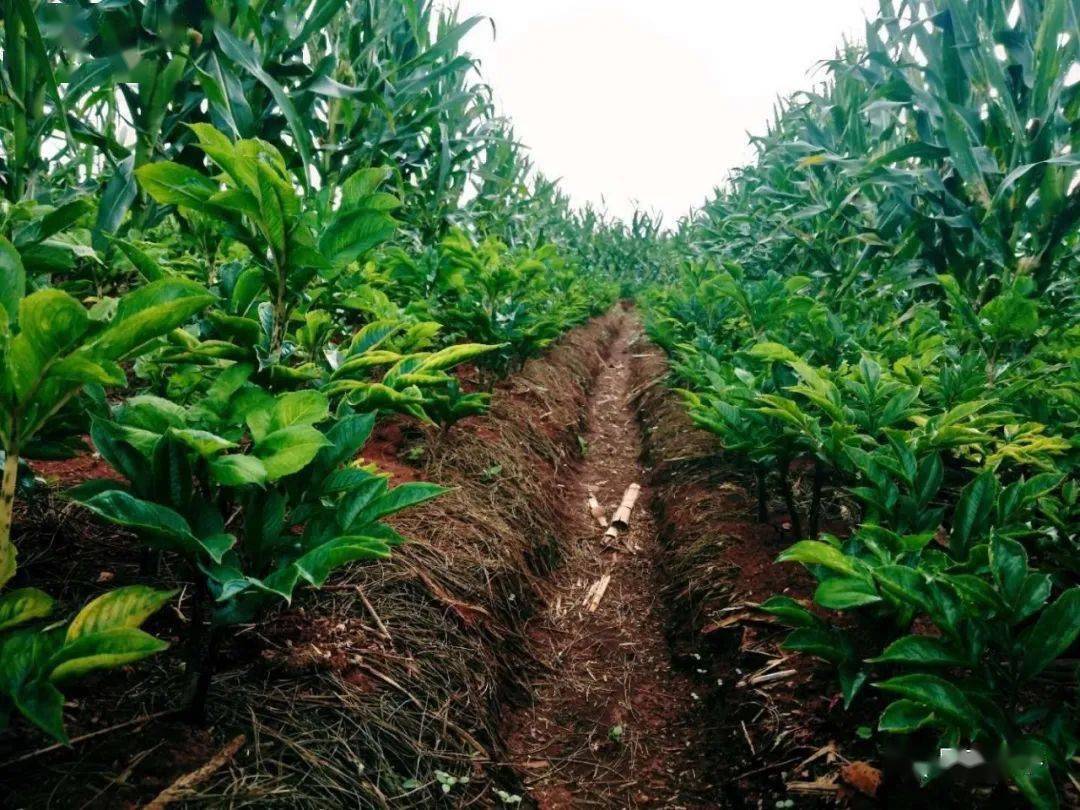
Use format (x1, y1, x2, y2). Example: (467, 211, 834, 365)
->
(870, 635, 968, 667)
(777, 540, 859, 577)
(13, 679, 67, 743)
(348, 481, 447, 527)
(293, 535, 391, 586)
(255, 425, 331, 481)
(416, 343, 503, 373)
(1006, 738, 1060, 810)
(878, 699, 936, 734)
(0, 589, 54, 632)
(209, 455, 268, 487)
(313, 412, 376, 475)
(110, 237, 164, 282)
(814, 577, 881, 610)
(951, 472, 999, 556)
(18, 289, 89, 361)
(1019, 588, 1080, 680)
(269, 391, 330, 433)
(167, 428, 236, 457)
(135, 162, 219, 210)
(89, 281, 213, 360)
(47, 628, 168, 683)
(758, 595, 821, 628)
(0, 236, 27, 323)
(65, 586, 176, 642)
(874, 674, 977, 730)
(781, 627, 851, 664)
(77, 490, 233, 563)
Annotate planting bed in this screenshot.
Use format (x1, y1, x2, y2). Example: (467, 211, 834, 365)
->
(2, 316, 621, 808)
(630, 346, 1077, 810)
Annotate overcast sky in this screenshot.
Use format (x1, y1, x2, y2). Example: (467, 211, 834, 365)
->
(456, 0, 880, 223)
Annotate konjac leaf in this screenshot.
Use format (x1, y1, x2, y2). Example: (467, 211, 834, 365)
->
(777, 540, 859, 577)
(758, 595, 822, 628)
(255, 425, 331, 481)
(65, 586, 176, 642)
(269, 390, 330, 432)
(292, 535, 391, 586)
(0, 589, 54, 632)
(13, 679, 67, 743)
(47, 628, 169, 683)
(814, 577, 881, 610)
(874, 674, 977, 730)
(209, 455, 269, 487)
(878, 699, 936, 734)
(870, 635, 968, 668)
(1019, 588, 1080, 680)
(348, 481, 448, 526)
(951, 472, 999, 556)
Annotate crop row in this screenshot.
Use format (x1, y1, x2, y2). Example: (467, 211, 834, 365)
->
(0, 0, 617, 746)
(645, 1, 1078, 807)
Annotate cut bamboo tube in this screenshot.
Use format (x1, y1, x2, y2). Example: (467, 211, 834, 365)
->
(588, 495, 608, 527)
(610, 483, 641, 530)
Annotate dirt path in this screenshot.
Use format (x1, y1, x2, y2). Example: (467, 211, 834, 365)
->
(503, 313, 715, 808)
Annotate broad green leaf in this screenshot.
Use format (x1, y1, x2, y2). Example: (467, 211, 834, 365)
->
(47, 628, 168, 683)
(1006, 738, 1060, 810)
(18, 289, 89, 361)
(135, 162, 219, 210)
(814, 577, 881, 610)
(0, 589, 54, 632)
(0, 236, 27, 323)
(78, 491, 233, 563)
(777, 541, 859, 577)
(874, 674, 977, 729)
(757, 595, 821, 628)
(89, 282, 213, 360)
(269, 391, 330, 432)
(293, 535, 391, 586)
(65, 586, 176, 642)
(255, 425, 331, 481)
(209, 455, 268, 487)
(951, 472, 999, 555)
(348, 481, 448, 526)
(13, 680, 66, 743)
(781, 627, 851, 664)
(878, 699, 936, 734)
(167, 428, 236, 457)
(870, 635, 968, 667)
(1019, 588, 1080, 680)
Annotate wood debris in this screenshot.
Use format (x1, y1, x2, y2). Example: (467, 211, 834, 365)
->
(588, 494, 608, 527)
(583, 574, 612, 612)
(143, 734, 246, 809)
(840, 761, 882, 797)
(786, 775, 840, 795)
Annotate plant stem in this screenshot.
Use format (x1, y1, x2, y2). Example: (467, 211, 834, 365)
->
(808, 459, 824, 539)
(184, 575, 219, 723)
(778, 460, 802, 540)
(756, 467, 768, 523)
(0, 450, 20, 580)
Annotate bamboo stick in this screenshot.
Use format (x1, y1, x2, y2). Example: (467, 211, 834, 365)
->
(610, 483, 641, 530)
(588, 495, 608, 527)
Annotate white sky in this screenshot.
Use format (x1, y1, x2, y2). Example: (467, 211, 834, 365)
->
(456, 0, 881, 223)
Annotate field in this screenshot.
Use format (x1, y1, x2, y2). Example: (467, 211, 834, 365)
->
(0, 0, 1077, 808)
